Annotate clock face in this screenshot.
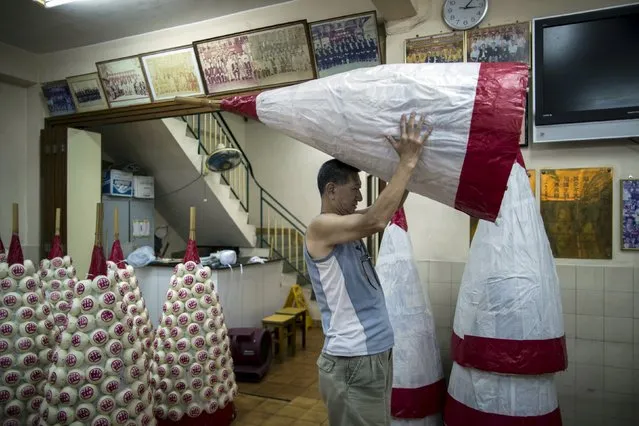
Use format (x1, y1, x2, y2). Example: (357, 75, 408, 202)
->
(443, 0, 488, 30)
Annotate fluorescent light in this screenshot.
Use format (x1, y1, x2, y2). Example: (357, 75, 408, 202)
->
(34, 0, 102, 8)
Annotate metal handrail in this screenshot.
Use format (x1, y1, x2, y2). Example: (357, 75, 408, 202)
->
(181, 112, 310, 283)
(214, 112, 307, 232)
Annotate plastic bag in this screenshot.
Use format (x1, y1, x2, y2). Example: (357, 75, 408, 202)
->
(126, 245, 156, 267)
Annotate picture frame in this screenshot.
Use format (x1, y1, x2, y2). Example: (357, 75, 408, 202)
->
(465, 21, 531, 65)
(66, 72, 109, 113)
(620, 178, 639, 250)
(140, 46, 206, 102)
(96, 56, 152, 108)
(539, 167, 613, 259)
(404, 32, 464, 64)
(309, 11, 382, 78)
(193, 20, 316, 96)
(41, 80, 76, 116)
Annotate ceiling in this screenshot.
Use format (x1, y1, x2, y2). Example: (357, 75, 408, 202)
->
(0, 0, 292, 53)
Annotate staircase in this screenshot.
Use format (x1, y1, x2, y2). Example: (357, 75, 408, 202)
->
(182, 112, 311, 286)
(98, 118, 255, 248)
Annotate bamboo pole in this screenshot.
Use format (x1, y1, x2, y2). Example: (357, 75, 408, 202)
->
(174, 97, 222, 109)
(12, 203, 18, 234)
(54, 208, 61, 236)
(114, 207, 119, 240)
(95, 203, 103, 246)
(189, 207, 196, 241)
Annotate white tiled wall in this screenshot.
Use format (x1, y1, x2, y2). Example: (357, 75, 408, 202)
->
(418, 261, 639, 426)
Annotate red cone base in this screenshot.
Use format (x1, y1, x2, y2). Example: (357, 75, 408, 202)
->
(7, 233, 24, 265)
(48, 235, 64, 259)
(156, 403, 235, 426)
(108, 239, 126, 269)
(183, 239, 200, 264)
(87, 244, 107, 279)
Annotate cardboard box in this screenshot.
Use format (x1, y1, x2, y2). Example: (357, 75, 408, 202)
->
(133, 176, 154, 199)
(102, 169, 133, 197)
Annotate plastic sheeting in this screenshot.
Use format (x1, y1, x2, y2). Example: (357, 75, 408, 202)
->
(245, 62, 528, 221)
(376, 219, 444, 425)
(445, 362, 561, 425)
(452, 162, 566, 375)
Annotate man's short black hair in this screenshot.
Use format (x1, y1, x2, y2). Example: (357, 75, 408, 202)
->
(317, 159, 360, 195)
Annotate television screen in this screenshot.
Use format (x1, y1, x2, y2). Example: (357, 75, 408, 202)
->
(534, 4, 639, 126)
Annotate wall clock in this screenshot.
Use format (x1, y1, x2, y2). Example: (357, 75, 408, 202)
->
(443, 0, 488, 30)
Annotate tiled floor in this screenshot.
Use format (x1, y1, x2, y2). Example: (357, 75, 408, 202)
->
(233, 327, 328, 425)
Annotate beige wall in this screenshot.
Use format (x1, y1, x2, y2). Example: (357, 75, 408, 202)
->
(0, 82, 43, 260)
(66, 128, 102, 278)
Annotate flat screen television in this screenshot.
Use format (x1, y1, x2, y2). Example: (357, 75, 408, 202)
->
(532, 3, 639, 143)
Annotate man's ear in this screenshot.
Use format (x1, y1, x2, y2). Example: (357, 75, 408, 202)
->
(325, 182, 336, 198)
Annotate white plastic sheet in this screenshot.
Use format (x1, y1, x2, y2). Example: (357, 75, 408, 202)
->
(376, 221, 443, 425)
(453, 163, 564, 343)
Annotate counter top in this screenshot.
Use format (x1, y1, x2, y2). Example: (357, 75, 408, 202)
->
(146, 258, 281, 269)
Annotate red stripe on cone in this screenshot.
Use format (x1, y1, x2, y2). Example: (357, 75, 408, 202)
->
(455, 63, 528, 221)
(390, 208, 408, 232)
(391, 379, 445, 418)
(48, 235, 64, 259)
(0, 236, 5, 254)
(451, 332, 567, 375)
(444, 394, 563, 426)
(7, 233, 24, 265)
(220, 95, 259, 120)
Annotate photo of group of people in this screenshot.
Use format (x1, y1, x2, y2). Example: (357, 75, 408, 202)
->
(310, 11, 381, 78)
(96, 57, 151, 107)
(467, 22, 530, 64)
(42, 81, 76, 116)
(42, 13, 388, 115)
(621, 179, 639, 250)
(405, 32, 464, 64)
(66, 73, 108, 112)
(142, 47, 205, 101)
(195, 22, 314, 95)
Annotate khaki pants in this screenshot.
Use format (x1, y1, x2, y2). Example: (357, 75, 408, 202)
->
(317, 349, 393, 426)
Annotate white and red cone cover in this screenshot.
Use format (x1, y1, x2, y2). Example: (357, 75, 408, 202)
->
(375, 209, 445, 425)
(444, 362, 561, 425)
(451, 161, 566, 377)
(150, 261, 237, 422)
(0, 257, 60, 426)
(218, 62, 528, 222)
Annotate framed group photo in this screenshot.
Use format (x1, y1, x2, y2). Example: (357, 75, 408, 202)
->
(140, 46, 205, 102)
(466, 22, 531, 65)
(41, 80, 76, 116)
(66, 72, 108, 113)
(621, 178, 639, 250)
(193, 20, 316, 96)
(309, 11, 382, 78)
(404, 32, 464, 64)
(96, 56, 152, 108)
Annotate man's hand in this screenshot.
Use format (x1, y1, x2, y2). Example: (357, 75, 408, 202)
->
(385, 112, 432, 168)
